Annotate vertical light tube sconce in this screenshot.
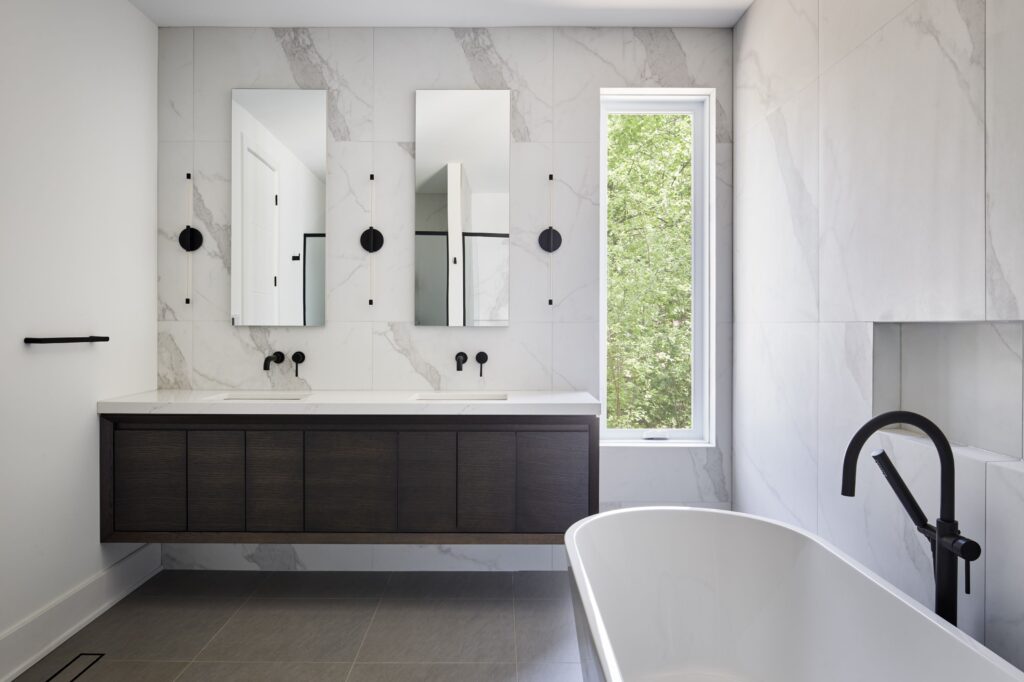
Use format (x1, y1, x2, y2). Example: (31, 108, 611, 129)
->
(538, 173, 562, 306)
(360, 173, 384, 306)
(178, 172, 202, 304)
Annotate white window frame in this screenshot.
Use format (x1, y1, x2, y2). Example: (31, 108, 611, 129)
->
(599, 88, 716, 446)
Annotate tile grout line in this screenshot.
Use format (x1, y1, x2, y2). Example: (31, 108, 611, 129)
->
(512, 596, 520, 682)
(342, 572, 391, 681)
(168, 574, 266, 681)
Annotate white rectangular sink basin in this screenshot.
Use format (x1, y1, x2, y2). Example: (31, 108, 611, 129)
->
(213, 391, 310, 401)
(414, 392, 508, 401)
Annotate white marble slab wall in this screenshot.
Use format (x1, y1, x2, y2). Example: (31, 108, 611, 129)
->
(158, 26, 732, 397)
(157, 26, 735, 569)
(734, 0, 1024, 662)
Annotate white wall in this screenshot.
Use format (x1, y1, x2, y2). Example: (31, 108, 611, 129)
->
(733, 0, 1024, 666)
(0, 0, 160, 678)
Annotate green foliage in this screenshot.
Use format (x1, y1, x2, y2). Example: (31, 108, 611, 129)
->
(606, 113, 694, 430)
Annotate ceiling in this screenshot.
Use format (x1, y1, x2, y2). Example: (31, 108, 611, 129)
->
(127, 0, 752, 28)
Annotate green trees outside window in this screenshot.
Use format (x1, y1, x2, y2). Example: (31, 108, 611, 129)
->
(606, 113, 694, 430)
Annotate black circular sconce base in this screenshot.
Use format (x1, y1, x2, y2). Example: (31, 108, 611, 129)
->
(178, 226, 203, 252)
(538, 227, 562, 253)
(360, 227, 384, 253)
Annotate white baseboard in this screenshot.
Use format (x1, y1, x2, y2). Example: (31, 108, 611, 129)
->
(0, 544, 162, 682)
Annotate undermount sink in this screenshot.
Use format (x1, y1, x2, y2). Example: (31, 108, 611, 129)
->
(211, 391, 311, 401)
(414, 392, 508, 401)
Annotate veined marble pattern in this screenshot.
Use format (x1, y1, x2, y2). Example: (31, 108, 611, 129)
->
(985, 461, 1024, 669)
(158, 27, 193, 142)
(162, 544, 562, 571)
(818, 0, 985, 322)
(374, 28, 553, 144)
(900, 322, 1024, 457)
(819, 0, 916, 73)
(733, 322, 818, 529)
(733, 82, 817, 323)
(190, 141, 232, 322)
(601, 445, 730, 506)
(552, 143, 599, 324)
(157, 141, 194, 322)
(157, 322, 193, 390)
(985, 0, 1024, 320)
(510, 143, 555, 324)
(554, 27, 733, 143)
(195, 27, 373, 143)
(733, 0, 817, 137)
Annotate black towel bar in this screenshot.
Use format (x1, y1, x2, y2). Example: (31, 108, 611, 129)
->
(24, 336, 110, 345)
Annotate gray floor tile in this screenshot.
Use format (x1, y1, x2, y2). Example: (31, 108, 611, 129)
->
(357, 599, 514, 663)
(198, 597, 377, 662)
(177, 661, 353, 681)
(25, 596, 241, 668)
(513, 571, 572, 601)
(383, 572, 514, 600)
(518, 662, 585, 682)
(134, 570, 266, 599)
(515, 600, 580, 664)
(254, 571, 389, 598)
(347, 663, 516, 681)
(77, 660, 188, 681)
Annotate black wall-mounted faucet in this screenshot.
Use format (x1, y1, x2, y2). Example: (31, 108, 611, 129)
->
(263, 351, 285, 371)
(842, 411, 981, 626)
(291, 351, 305, 377)
(475, 351, 488, 378)
(455, 352, 468, 372)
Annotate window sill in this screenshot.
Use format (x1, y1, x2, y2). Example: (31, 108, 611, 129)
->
(600, 439, 716, 449)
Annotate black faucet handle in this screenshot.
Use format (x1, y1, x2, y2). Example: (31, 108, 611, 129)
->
(291, 351, 305, 377)
(475, 351, 488, 378)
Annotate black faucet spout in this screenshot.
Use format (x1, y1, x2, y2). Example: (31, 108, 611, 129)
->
(263, 351, 285, 371)
(841, 410, 978, 627)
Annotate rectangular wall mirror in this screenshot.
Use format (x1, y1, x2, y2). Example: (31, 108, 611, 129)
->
(415, 90, 510, 327)
(231, 89, 326, 326)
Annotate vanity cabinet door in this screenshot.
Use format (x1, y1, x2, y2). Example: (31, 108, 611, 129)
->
(457, 431, 516, 532)
(516, 431, 589, 533)
(246, 431, 303, 532)
(114, 430, 186, 531)
(398, 431, 456, 532)
(188, 431, 244, 531)
(305, 431, 398, 532)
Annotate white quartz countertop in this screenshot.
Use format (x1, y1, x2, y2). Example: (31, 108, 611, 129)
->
(97, 390, 601, 416)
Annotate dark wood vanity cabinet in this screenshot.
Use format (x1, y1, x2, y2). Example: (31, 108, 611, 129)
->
(101, 415, 598, 544)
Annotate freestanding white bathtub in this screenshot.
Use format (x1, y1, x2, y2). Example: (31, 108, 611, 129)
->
(566, 507, 1023, 682)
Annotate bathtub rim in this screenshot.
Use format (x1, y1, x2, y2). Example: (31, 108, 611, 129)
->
(564, 505, 1024, 682)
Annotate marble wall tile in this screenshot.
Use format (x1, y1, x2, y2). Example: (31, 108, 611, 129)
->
(373, 28, 553, 144)
(157, 141, 194, 322)
(900, 323, 1024, 458)
(716, 143, 734, 324)
(818, 0, 986, 322)
(157, 321, 192, 390)
(985, 0, 1024, 320)
(192, 321, 373, 390)
(819, 0, 916, 73)
(733, 0, 817, 137)
(872, 323, 902, 414)
(191, 141, 232, 322)
(371, 322, 553, 392)
(552, 322, 598, 396)
(733, 83, 817, 323)
(601, 445, 730, 507)
(985, 461, 1024, 668)
(554, 27, 733, 143)
(324, 141, 373, 321)
(552, 143, 599, 324)
(158, 28, 193, 142)
(510, 143, 555, 323)
(195, 28, 374, 143)
(733, 322, 819, 529)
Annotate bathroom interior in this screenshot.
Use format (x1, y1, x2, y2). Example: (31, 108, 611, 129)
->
(3, 0, 1023, 680)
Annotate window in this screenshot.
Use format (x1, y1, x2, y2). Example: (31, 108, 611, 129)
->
(600, 89, 715, 444)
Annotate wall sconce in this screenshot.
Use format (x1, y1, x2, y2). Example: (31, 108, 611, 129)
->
(359, 173, 383, 305)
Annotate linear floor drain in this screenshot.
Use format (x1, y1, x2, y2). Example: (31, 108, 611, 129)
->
(45, 653, 104, 682)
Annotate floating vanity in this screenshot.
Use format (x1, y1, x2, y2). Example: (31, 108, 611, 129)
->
(97, 390, 599, 545)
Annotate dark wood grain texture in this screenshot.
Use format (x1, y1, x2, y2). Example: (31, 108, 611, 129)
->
(100, 417, 114, 539)
(516, 431, 590, 532)
(305, 431, 398, 532)
(187, 431, 244, 531)
(245, 431, 303, 532)
(457, 431, 516, 532)
(398, 431, 457, 532)
(113, 430, 186, 531)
